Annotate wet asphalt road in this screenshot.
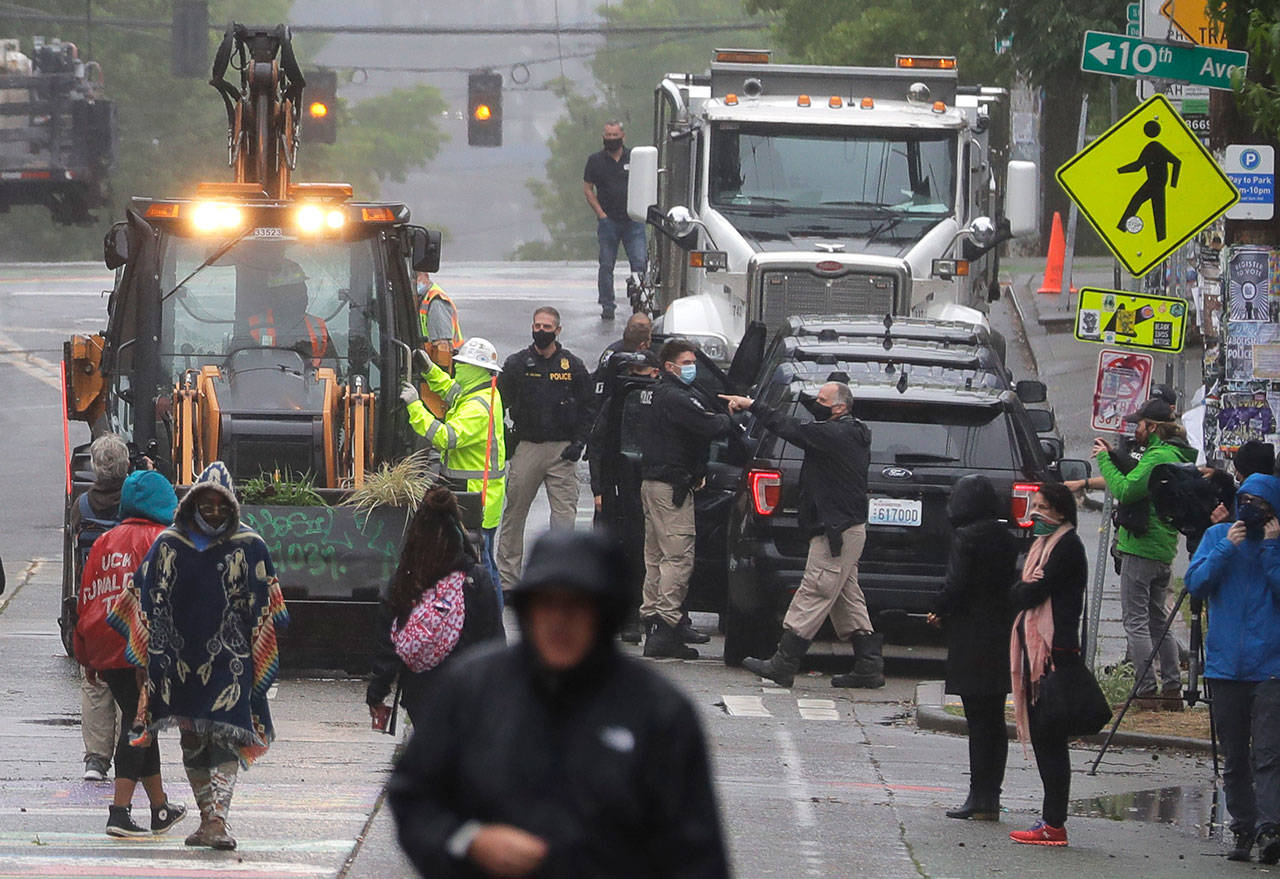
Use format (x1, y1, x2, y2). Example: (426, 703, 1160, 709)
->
(0, 262, 1238, 877)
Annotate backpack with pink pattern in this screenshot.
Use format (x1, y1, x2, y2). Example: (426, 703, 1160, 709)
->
(390, 569, 468, 673)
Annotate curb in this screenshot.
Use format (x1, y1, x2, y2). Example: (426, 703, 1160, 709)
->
(914, 681, 1215, 755)
(1002, 280, 1040, 378)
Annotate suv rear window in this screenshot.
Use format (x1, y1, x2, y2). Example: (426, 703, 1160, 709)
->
(758, 400, 1019, 470)
(859, 402, 1017, 470)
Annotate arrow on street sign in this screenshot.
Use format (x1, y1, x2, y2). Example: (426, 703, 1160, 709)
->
(1088, 42, 1116, 66)
(1080, 30, 1248, 90)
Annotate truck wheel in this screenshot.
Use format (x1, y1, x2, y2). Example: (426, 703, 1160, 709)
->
(722, 603, 778, 667)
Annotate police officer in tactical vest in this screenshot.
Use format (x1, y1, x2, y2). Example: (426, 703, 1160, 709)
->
(638, 339, 736, 659)
(496, 307, 593, 591)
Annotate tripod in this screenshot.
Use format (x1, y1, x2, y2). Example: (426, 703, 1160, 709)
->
(1088, 587, 1220, 776)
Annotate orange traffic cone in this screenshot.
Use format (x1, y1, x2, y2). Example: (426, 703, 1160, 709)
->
(1037, 211, 1076, 295)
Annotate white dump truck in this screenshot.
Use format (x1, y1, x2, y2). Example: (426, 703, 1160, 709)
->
(626, 50, 1037, 363)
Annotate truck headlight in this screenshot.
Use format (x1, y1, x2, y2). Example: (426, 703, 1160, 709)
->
(679, 333, 730, 363)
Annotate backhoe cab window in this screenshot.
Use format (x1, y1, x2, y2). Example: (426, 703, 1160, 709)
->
(709, 124, 957, 216)
(158, 233, 384, 384)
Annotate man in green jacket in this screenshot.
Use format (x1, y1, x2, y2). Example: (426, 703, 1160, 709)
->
(401, 337, 506, 594)
(1075, 398, 1197, 708)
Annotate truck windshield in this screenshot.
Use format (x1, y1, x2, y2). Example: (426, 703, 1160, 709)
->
(709, 123, 956, 216)
(156, 232, 385, 384)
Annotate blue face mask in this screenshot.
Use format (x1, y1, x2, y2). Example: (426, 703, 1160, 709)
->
(416, 282, 427, 298)
(679, 363, 698, 385)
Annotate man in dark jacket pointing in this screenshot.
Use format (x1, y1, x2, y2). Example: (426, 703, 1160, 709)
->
(387, 529, 730, 878)
(721, 381, 882, 688)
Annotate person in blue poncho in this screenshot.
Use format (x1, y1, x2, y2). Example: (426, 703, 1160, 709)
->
(1187, 472, 1280, 864)
(114, 461, 288, 851)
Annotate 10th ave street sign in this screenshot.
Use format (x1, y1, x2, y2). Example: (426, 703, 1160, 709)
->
(1081, 30, 1247, 90)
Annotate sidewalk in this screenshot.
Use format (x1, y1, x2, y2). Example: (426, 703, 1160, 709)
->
(914, 680, 1215, 756)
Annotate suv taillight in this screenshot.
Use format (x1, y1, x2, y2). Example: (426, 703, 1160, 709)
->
(749, 469, 782, 516)
(1011, 482, 1039, 529)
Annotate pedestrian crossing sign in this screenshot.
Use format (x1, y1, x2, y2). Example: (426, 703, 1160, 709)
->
(1056, 93, 1238, 277)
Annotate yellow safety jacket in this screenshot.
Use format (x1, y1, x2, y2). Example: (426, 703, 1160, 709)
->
(406, 363, 505, 529)
(418, 284, 464, 347)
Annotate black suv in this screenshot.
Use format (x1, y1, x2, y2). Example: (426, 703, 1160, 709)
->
(678, 317, 1077, 665)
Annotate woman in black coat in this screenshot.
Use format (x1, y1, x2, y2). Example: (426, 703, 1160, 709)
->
(1008, 482, 1088, 848)
(928, 474, 1018, 821)
(367, 487, 505, 731)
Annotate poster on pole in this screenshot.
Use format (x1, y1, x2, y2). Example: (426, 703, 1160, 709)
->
(1092, 348, 1155, 433)
(1216, 390, 1279, 453)
(1227, 246, 1273, 322)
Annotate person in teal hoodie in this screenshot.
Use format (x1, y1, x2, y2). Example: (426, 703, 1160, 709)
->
(1078, 398, 1197, 707)
(1187, 472, 1280, 864)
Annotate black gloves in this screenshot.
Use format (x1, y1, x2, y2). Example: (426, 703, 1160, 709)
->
(561, 441, 585, 462)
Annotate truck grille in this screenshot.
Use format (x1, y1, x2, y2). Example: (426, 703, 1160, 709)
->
(759, 270, 896, 326)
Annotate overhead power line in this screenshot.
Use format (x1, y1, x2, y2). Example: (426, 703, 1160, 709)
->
(0, 8, 769, 37)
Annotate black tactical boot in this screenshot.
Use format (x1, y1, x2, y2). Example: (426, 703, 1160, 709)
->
(832, 631, 885, 688)
(620, 610, 644, 644)
(742, 631, 811, 688)
(677, 613, 710, 644)
(643, 619, 698, 660)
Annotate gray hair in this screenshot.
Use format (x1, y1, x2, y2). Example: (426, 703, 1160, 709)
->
(828, 382, 854, 413)
(89, 433, 129, 483)
(604, 119, 623, 131)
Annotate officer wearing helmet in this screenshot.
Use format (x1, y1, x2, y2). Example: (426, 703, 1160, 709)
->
(401, 338, 506, 590)
(246, 259, 336, 371)
(388, 529, 730, 879)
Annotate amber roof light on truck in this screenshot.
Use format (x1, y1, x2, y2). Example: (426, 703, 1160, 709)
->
(895, 55, 957, 70)
(714, 49, 771, 64)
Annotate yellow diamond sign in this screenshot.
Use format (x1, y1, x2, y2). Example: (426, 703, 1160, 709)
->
(1056, 93, 1238, 277)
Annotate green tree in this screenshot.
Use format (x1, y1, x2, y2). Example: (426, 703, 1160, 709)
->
(0, 1, 445, 260)
(1209, 2, 1280, 245)
(514, 0, 764, 259)
(992, 3, 1127, 242)
(746, 0, 1007, 82)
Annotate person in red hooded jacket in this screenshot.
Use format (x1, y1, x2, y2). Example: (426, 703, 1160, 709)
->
(75, 469, 187, 840)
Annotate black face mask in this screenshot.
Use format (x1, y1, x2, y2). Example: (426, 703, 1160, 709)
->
(532, 329, 557, 349)
(801, 395, 833, 421)
(1238, 499, 1272, 540)
(603, 138, 624, 152)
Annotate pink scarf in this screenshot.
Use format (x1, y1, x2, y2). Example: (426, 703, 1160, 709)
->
(1009, 524, 1074, 746)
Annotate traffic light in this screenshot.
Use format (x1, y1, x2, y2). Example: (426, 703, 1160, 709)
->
(304, 70, 337, 145)
(467, 72, 502, 147)
(171, 1, 208, 78)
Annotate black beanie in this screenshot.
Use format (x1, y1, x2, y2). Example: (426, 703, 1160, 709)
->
(1235, 440, 1275, 480)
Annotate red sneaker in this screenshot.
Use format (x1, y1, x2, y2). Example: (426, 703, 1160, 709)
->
(1010, 820, 1067, 846)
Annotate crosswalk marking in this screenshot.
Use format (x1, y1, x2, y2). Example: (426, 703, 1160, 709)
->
(721, 695, 772, 717)
(796, 698, 840, 721)
(721, 694, 848, 721)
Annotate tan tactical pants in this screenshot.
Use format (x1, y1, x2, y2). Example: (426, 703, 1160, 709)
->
(782, 524, 872, 641)
(497, 440, 579, 588)
(639, 479, 695, 627)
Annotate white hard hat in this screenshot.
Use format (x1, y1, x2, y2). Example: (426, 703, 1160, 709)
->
(453, 337, 500, 372)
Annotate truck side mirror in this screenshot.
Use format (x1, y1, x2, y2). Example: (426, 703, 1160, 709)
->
(103, 222, 131, 269)
(1027, 408, 1055, 433)
(1057, 458, 1091, 483)
(1016, 379, 1047, 404)
(1005, 160, 1037, 239)
(627, 145, 658, 223)
(408, 227, 442, 273)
